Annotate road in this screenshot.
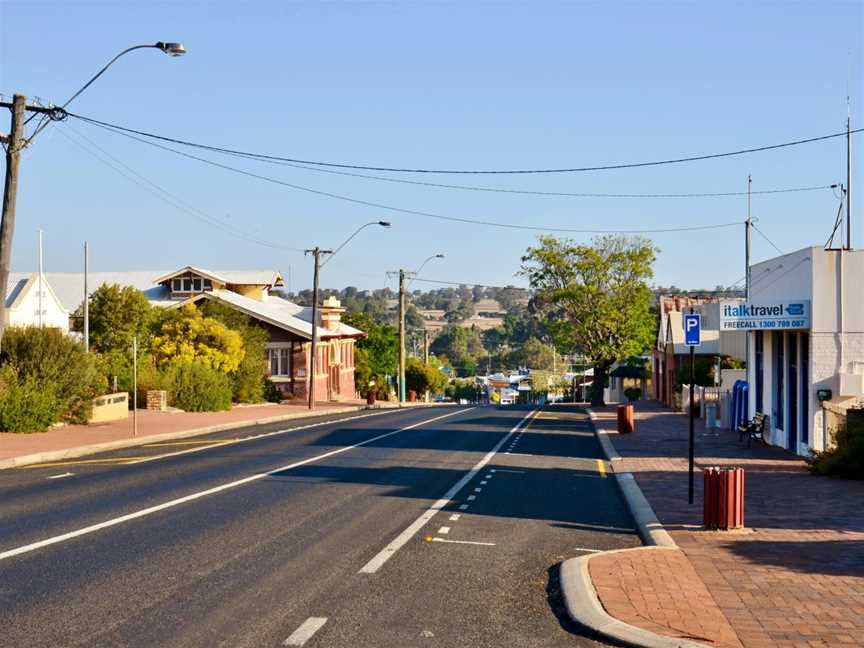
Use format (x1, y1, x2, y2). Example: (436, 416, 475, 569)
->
(0, 404, 640, 648)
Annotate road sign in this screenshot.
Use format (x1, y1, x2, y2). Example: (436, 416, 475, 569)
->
(684, 313, 701, 346)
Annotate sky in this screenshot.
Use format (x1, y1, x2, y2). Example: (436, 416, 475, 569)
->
(1, 1, 862, 294)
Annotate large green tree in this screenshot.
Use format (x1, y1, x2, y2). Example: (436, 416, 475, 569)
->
(429, 325, 485, 376)
(343, 311, 398, 395)
(87, 284, 155, 353)
(521, 234, 657, 405)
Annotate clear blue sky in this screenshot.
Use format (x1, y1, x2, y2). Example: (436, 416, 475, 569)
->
(1, 1, 861, 293)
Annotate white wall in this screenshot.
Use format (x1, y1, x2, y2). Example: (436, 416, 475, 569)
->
(6, 279, 69, 332)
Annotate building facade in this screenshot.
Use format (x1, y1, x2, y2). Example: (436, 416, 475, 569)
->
(3, 273, 69, 332)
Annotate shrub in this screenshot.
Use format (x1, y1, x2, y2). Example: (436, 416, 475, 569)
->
(263, 379, 283, 403)
(164, 362, 232, 412)
(153, 304, 245, 374)
(1, 326, 106, 424)
(0, 367, 61, 433)
(624, 386, 642, 402)
(808, 410, 864, 479)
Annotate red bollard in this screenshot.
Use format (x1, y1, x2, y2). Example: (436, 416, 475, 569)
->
(703, 467, 745, 530)
(617, 404, 635, 433)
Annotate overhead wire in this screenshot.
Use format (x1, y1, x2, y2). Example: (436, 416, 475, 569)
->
(56, 123, 304, 253)
(751, 223, 784, 255)
(74, 118, 745, 235)
(68, 111, 863, 175)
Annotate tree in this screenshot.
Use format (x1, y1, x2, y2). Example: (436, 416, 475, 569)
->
(152, 304, 245, 373)
(510, 337, 554, 370)
(343, 311, 398, 393)
(87, 284, 155, 353)
(522, 234, 657, 405)
(405, 357, 448, 396)
(429, 325, 486, 375)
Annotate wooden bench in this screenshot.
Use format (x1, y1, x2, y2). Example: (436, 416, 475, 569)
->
(738, 412, 768, 447)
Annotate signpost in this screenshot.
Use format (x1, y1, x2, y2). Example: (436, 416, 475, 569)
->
(683, 312, 701, 504)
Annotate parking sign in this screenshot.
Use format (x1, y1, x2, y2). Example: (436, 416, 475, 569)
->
(684, 313, 701, 346)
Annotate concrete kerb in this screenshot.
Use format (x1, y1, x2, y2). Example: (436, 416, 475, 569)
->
(0, 402, 432, 470)
(560, 548, 710, 648)
(586, 407, 621, 462)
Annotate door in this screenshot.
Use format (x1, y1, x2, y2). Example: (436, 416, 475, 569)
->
(787, 332, 798, 452)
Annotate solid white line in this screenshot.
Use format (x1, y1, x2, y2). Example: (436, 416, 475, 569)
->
(431, 537, 495, 546)
(495, 469, 525, 474)
(125, 409, 403, 465)
(284, 617, 328, 646)
(358, 408, 538, 574)
(438, 526, 450, 534)
(47, 472, 75, 480)
(572, 547, 603, 553)
(0, 408, 472, 562)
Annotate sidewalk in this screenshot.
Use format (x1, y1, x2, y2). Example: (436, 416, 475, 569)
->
(0, 398, 383, 469)
(590, 401, 864, 647)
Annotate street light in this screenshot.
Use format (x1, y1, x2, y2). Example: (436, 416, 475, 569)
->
(306, 221, 391, 409)
(414, 253, 445, 278)
(0, 40, 187, 342)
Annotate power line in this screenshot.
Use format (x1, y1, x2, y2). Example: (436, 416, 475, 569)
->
(69, 111, 863, 175)
(409, 277, 528, 290)
(75, 119, 746, 235)
(57, 124, 304, 253)
(751, 223, 784, 255)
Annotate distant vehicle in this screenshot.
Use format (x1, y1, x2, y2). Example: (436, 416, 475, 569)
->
(499, 397, 514, 405)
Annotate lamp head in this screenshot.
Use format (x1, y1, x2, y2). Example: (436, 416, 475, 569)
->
(156, 42, 187, 57)
(435, 254, 445, 259)
(378, 221, 392, 228)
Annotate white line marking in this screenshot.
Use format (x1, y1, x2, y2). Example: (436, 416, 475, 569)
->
(467, 495, 476, 501)
(359, 408, 538, 574)
(572, 547, 603, 553)
(0, 408, 472, 562)
(449, 514, 460, 521)
(474, 487, 482, 492)
(480, 480, 487, 485)
(284, 617, 328, 646)
(438, 526, 450, 534)
(495, 469, 525, 474)
(508, 452, 533, 456)
(125, 409, 403, 465)
(490, 469, 497, 473)
(47, 472, 75, 480)
(430, 537, 496, 546)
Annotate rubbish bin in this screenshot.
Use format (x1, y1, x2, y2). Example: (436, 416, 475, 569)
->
(703, 467, 744, 530)
(704, 402, 717, 429)
(616, 404, 635, 434)
(366, 391, 376, 406)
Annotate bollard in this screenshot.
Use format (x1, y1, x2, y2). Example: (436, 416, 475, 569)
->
(617, 404, 635, 433)
(703, 467, 745, 530)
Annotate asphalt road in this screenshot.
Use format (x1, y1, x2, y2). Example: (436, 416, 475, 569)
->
(0, 404, 640, 648)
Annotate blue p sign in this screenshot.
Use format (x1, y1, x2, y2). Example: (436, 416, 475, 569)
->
(684, 313, 701, 346)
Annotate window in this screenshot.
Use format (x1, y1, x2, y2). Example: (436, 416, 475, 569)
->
(774, 331, 784, 430)
(203, 279, 213, 290)
(192, 278, 202, 292)
(183, 278, 193, 291)
(755, 331, 764, 413)
(267, 347, 292, 377)
(172, 278, 182, 291)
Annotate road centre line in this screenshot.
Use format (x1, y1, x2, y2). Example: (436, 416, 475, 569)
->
(284, 617, 328, 646)
(358, 408, 539, 575)
(124, 408, 411, 465)
(0, 408, 471, 562)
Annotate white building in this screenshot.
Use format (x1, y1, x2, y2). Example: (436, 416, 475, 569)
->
(3, 273, 69, 332)
(727, 246, 864, 456)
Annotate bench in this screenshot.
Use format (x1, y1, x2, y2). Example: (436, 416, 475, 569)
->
(738, 412, 768, 447)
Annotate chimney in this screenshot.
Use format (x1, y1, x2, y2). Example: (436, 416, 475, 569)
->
(320, 296, 345, 332)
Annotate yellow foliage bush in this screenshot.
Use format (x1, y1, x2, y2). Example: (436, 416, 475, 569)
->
(152, 304, 245, 374)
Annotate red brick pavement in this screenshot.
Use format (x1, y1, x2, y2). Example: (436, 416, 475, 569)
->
(591, 401, 864, 647)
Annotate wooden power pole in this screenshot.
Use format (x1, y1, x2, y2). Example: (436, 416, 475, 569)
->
(398, 269, 406, 403)
(305, 246, 331, 410)
(0, 95, 26, 341)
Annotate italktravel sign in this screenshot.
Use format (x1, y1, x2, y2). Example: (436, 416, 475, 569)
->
(719, 300, 810, 331)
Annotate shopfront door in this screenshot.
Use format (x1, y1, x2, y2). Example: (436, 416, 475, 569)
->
(787, 332, 798, 452)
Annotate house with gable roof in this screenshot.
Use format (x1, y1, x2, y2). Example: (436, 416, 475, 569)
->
(3, 273, 69, 332)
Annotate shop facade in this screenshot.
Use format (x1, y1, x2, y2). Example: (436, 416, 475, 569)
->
(734, 246, 864, 456)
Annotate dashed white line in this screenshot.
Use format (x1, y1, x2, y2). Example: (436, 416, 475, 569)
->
(284, 617, 328, 646)
(474, 488, 482, 492)
(430, 537, 496, 546)
(467, 495, 476, 501)
(46, 472, 75, 480)
(438, 526, 450, 535)
(480, 480, 487, 485)
(0, 408, 472, 563)
(358, 408, 538, 574)
(458, 504, 469, 510)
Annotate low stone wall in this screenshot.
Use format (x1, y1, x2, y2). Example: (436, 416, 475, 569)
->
(91, 392, 129, 423)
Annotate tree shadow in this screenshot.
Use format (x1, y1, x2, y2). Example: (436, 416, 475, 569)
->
(722, 538, 864, 577)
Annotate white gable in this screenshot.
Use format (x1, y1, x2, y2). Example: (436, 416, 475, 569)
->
(5, 274, 69, 333)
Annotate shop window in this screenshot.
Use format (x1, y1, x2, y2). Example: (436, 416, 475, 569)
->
(755, 331, 764, 413)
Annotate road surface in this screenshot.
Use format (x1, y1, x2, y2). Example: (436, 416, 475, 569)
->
(0, 404, 640, 647)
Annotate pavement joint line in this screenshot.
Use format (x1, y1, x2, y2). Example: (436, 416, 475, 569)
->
(283, 617, 328, 646)
(0, 407, 473, 563)
(358, 407, 540, 574)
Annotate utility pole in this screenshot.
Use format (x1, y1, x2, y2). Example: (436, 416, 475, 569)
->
(745, 175, 752, 300)
(84, 242, 89, 350)
(847, 111, 852, 250)
(0, 95, 26, 341)
(305, 247, 332, 410)
(423, 328, 430, 403)
(398, 268, 406, 403)
(132, 336, 138, 438)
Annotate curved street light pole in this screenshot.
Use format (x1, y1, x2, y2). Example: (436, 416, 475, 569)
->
(0, 41, 186, 343)
(306, 221, 390, 409)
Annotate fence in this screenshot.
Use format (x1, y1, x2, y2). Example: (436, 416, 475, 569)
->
(680, 385, 733, 428)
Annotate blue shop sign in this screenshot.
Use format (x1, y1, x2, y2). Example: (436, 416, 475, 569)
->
(719, 300, 810, 331)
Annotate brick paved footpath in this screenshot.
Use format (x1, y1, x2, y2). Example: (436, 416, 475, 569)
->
(589, 401, 864, 647)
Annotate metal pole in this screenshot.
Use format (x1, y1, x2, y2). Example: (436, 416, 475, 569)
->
(688, 343, 695, 505)
(847, 114, 852, 249)
(0, 95, 26, 341)
(745, 175, 752, 300)
(132, 336, 138, 438)
(398, 269, 406, 403)
(84, 241, 89, 350)
(423, 328, 430, 403)
(307, 247, 322, 410)
(38, 229, 43, 327)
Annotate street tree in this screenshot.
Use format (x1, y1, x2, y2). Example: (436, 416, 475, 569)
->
(521, 235, 657, 405)
(152, 304, 245, 373)
(87, 284, 155, 353)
